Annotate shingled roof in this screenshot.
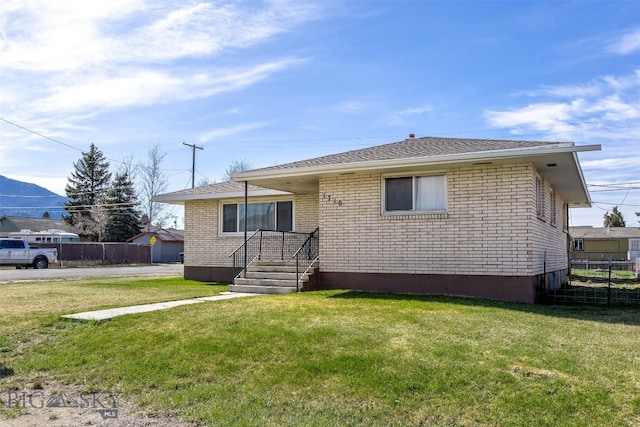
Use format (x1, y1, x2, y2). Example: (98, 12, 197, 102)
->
(152, 180, 290, 203)
(244, 136, 567, 173)
(155, 181, 267, 198)
(570, 226, 640, 239)
(154, 135, 599, 206)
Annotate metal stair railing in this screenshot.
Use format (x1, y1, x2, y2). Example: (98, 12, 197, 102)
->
(292, 228, 319, 291)
(229, 229, 317, 280)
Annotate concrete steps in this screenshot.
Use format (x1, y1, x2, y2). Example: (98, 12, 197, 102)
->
(229, 259, 318, 294)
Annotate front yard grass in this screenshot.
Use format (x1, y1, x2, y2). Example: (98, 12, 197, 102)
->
(1, 280, 639, 426)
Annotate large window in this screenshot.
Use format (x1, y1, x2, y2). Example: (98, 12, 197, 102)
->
(222, 201, 293, 233)
(384, 174, 446, 213)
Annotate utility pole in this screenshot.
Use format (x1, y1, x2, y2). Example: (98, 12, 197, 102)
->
(183, 142, 203, 188)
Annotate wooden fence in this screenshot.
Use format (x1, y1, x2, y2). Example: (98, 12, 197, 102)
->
(38, 243, 151, 264)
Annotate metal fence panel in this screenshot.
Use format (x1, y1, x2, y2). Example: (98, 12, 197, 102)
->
(544, 258, 640, 305)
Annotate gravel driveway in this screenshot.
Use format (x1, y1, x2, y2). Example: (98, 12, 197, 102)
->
(0, 264, 183, 283)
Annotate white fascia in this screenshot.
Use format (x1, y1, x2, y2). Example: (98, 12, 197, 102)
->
(233, 144, 602, 181)
(152, 188, 291, 204)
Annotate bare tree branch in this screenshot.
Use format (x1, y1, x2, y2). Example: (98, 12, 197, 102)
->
(139, 143, 170, 230)
(221, 159, 253, 182)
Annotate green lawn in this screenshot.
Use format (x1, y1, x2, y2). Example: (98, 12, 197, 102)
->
(1, 278, 639, 426)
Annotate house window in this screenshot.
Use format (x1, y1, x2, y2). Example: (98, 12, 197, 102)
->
(536, 176, 545, 219)
(573, 238, 584, 251)
(550, 190, 557, 226)
(222, 201, 293, 233)
(384, 174, 447, 213)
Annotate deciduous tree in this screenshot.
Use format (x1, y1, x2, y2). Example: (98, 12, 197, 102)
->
(221, 159, 252, 182)
(139, 143, 169, 230)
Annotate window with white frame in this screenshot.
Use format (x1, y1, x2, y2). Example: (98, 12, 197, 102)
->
(221, 201, 293, 233)
(384, 174, 447, 213)
(573, 238, 584, 251)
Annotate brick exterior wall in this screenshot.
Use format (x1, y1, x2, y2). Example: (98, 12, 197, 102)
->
(183, 162, 570, 301)
(318, 163, 568, 280)
(184, 193, 319, 268)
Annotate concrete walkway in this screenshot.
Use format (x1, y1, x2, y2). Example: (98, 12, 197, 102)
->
(62, 292, 259, 321)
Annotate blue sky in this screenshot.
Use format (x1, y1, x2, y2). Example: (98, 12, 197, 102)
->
(0, 0, 638, 228)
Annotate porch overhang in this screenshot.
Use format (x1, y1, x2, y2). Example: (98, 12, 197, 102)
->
(152, 186, 291, 205)
(233, 144, 600, 208)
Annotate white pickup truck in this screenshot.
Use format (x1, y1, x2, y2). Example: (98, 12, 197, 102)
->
(0, 238, 58, 269)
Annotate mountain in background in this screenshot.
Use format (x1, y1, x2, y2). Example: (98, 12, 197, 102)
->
(0, 175, 68, 219)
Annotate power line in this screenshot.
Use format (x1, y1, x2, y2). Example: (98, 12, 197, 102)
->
(0, 115, 129, 165)
(3, 202, 140, 211)
(592, 201, 640, 207)
(589, 188, 640, 193)
(0, 116, 84, 152)
(588, 181, 640, 187)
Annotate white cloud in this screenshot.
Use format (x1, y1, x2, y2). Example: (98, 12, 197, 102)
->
(0, 1, 320, 72)
(0, 0, 143, 72)
(0, 0, 322, 187)
(333, 101, 376, 113)
(485, 66, 640, 228)
(519, 83, 601, 98)
(387, 104, 433, 125)
(197, 122, 270, 142)
(601, 69, 640, 92)
(0, 0, 319, 115)
(31, 58, 306, 113)
(607, 26, 640, 55)
(581, 157, 640, 171)
(484, 68, 640, 142)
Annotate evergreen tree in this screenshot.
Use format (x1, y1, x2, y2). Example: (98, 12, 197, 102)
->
(64, 143, 112, 241)
(102, 172, 142, 242)
(603, 206, 626, 227)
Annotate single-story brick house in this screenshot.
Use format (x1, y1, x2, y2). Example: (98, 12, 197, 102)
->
(569, 226, 640, 261)
(154, 136, 600, 303)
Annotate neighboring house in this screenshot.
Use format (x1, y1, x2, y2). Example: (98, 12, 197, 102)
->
(127, 229, 184, 263)
(0, 215, 83, 238)
(154, 136, 599, 303)
(569, 226, 640, 261)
